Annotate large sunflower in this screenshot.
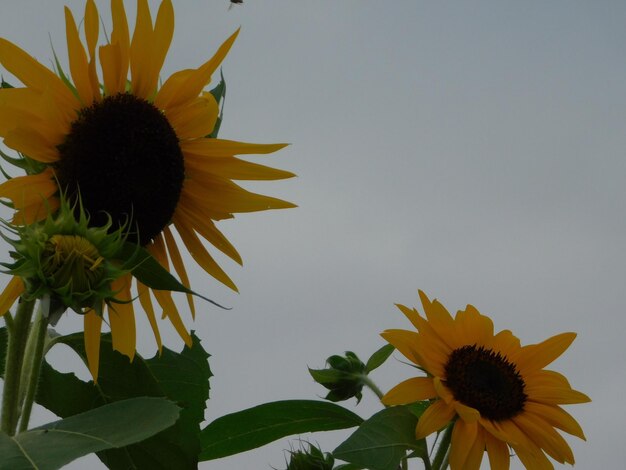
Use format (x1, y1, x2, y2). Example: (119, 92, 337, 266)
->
(381, 291, 590, 470)
(0, 0, 294, 378)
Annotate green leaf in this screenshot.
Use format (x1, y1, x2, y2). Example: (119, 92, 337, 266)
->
(0, 397, 179, 470)
(35, 332, 211, 470)
(199, 400, 363, 461)
(333, 406, 426, 470)
(365, 344, 395, 373)
(116, 242, 228, 309)
(208, 70, 226, 139)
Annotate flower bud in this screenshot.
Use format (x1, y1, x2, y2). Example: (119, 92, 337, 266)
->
(2, 194, 131, 319)
(284, 443, 334, 470)
(309, 351, 367, 403)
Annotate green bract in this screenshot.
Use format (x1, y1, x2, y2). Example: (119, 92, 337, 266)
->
(1, 195, 133, 318)
(285, 443, 334, 470)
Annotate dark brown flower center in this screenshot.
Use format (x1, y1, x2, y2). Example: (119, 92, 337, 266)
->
(444, 344, 526, 421)
(56, 93, 184, 245)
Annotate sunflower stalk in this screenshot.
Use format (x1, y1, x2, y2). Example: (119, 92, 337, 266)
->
(0, 297, 35, 435)
(17, 304, 49, 433)
(359, 374, 385, 401)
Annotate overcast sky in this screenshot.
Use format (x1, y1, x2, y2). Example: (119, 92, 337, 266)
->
(1, 1, 625, 469)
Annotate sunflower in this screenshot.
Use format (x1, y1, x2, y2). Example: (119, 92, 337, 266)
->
(381, 291, 590, 470)
(0, 0, 294, 379)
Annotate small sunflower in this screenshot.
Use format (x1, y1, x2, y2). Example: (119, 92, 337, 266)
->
(0, 0, 294, 378)
(381, 291, 590, 470)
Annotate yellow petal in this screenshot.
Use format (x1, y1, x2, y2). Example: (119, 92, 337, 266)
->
(419, 290, 459, 349)
(455, 304, 494, 346)
(395, 303, 422, 330)
(84, 0, 99, 58)
(137, 281, 162, 353)
(13, 196, 59, 225)
(173, 216, 238, 291)
(463, 427, 486, 470)
(84, 309, 103, 382)
(486, 329, 521, 360)
(415, 400, 456, 439)
(182, 138, 288, 158)
(108, 276, 136, 361)
(381, 377, 436, 405)
(514, 332, 576, 374)
(130, 0, 154, 99)
(175, 203, 242, 264)
(107, 0, 130, 94)
(148, 233, 169, 270)
(0, 277, 24, 315)
(185, 154, 295, 181)
(433, 376, 455, 404)
(4, 126, 59, 163)
(154, 68, 194, 109)
(379, 329, 422, 367)
(513, 413, 574, 464)
(182, 177, 295, 214)
(449, 419, 478, 470)
(0, 169, 57, 209)
(84, 0, 101, 101)
(146, 0, 174, 95)
(525, 370, 590, 404)
(152, 288, 192, 347)
(162, 226, 195, 318)
(484, 430, 510, 470)
(156, 28, 239, 110)
(523, 401, 586, 440)
(166, 93, 219, 139)
(512, 444, 554, 470)
(0, 38, 78, 110)
(65, 6, 95, 105)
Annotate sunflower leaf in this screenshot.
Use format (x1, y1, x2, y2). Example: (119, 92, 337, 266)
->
(332, 406, 427, 470)
(0, 397, 179, 470)
(116, 241, 229, 309)
(32, 332, 211, 470)
(199, 400, 363, 461)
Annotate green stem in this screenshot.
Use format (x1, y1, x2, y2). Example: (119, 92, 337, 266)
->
(17, 306, 48, 433)
(431, 423, 453, 470)
(1, 298, 35, 435)
(360, 374, 385, 400)
(3, 312, 14, 334)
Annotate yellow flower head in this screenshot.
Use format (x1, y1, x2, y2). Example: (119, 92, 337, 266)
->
(381, 291, 590, 470)
(0, 0, 295, 379)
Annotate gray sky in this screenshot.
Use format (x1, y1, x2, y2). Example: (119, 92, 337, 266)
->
(1, 1, 625, 468)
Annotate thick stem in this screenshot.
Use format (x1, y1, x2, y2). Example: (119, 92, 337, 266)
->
(1, 298, 35, 435)
(17, 307, 48, 433)
(431, 423, 453, 470)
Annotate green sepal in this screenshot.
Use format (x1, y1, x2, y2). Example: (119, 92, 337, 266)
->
(208, 70, 226, 138)
(115, 241, 229, 310)
(365, 344, 395, 373)
(0, 76, 13, 88)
